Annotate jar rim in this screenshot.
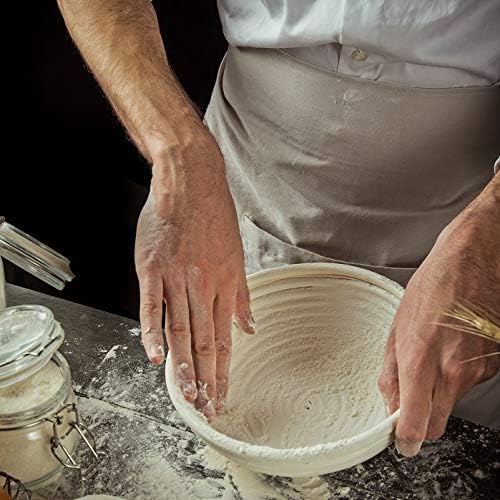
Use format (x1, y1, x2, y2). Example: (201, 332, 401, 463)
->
(0, 305, 64, 387)
(0, 220, 74, 290)
(0, 352, 72, 429)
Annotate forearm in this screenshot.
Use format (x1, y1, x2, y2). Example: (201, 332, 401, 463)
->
(57, 0, 203, 162)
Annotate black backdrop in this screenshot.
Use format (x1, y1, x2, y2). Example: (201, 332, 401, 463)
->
(1, 1, 227, 318)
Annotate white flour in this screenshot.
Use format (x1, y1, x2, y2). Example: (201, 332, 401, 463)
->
(128, 328, 141, 337)
(0, 359, 63, 412)
(210, 275, 396, 450)
(199, 446, 330, 499)
(103, 345, 121, 361)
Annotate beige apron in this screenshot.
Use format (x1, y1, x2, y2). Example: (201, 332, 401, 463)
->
(205, 47, 500, 429)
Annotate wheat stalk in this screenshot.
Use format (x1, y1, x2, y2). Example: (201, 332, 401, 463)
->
(435, 300, 500, 363)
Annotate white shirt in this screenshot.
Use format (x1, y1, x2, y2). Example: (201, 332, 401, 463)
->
(217, 0, 500, 89)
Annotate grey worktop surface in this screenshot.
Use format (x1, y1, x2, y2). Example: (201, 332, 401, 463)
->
(6, 284, 500, 500)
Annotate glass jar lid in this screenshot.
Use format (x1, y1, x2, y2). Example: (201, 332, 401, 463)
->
(0, 305, 64, 388)
(0, 217, 74, 290)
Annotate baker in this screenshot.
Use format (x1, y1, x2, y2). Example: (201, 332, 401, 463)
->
(57, 1, 500, 457)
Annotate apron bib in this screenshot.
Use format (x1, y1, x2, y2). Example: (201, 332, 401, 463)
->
(205, 47, 499, 286)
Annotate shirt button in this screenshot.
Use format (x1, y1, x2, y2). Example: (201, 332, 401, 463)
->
(351, 48, 367, 62)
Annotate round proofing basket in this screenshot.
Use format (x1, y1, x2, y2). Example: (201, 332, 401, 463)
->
(166, 263, 403, 476)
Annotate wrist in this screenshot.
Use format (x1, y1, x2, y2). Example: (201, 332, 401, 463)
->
(438, 185, 499, 261)
(446, 175, 498, 231)
(144, 111, 205, 161)
(146, 119, 226, 194)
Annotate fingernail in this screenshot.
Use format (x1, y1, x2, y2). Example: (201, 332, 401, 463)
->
(233, 315, 256, 334)
(203, 400, 216, 419)
(148, 344, 164, 363)
(396, 439, 422, 457)
(181, 380, 197, 399)
(247, 318, 256, 335)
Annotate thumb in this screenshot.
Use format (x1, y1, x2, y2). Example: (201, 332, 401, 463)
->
(234, 269, 256, 335)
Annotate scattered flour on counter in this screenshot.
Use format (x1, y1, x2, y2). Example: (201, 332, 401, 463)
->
(199, 447, 331, 499)
(103, 345, 121, 361)
(44, 394, 331, 500)
(85, 361, 171, 413)
(129, 328, 141, 337)
(337, 486, 351, 497)
(59, 396, 225, 500)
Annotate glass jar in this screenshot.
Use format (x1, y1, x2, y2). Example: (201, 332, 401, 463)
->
(0, 259, 5, 310)
(0, 305, 100, 491)
(0, 216, 74, 311)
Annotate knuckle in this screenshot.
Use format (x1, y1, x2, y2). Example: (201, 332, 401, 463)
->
(426, 427, 445, 441)
(442, 362, 462, 384)
(141, 300, 160, 315)
(141, 326, 162, 338)
(215, 338, 232, 356)
(188, 265, 206, 285)
(138, 258, 159, 275)
(169, 322, 189, 338)
(194, 336, 215, 355)
(397, 427, 426, 445)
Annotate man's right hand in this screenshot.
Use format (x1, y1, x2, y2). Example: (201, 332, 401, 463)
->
(57, 0, 255, 416)
(135, 127, 255, 418)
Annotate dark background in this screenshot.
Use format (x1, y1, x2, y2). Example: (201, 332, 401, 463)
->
(2, 1, 227, 318)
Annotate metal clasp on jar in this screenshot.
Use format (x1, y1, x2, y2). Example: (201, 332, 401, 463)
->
(46, 402, 104, 480)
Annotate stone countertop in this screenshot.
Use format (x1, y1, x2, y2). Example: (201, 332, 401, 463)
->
(6, 284, 500, 500)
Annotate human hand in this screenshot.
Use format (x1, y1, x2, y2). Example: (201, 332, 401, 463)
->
(378, 204, 499, 457)
(135, 127, 255, 418)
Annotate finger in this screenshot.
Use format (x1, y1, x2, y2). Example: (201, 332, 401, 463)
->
(426, 384, 456, 441)
(164, 279, 198, 404)
(234, 269, 255, 335)
(213, 291, 235, 413)
(138, 272, 165, 365)
(187, 270, 217, 419)
(378, 327, 400, 415)
(396, 358, 434, 457)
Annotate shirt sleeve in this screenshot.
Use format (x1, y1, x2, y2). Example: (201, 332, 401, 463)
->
(495, 156, 499, 175)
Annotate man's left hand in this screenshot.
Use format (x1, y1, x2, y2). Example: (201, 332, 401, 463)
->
(378, 204, 499, 457)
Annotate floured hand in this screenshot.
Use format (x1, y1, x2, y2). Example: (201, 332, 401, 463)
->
(135, 127, 254, 418)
